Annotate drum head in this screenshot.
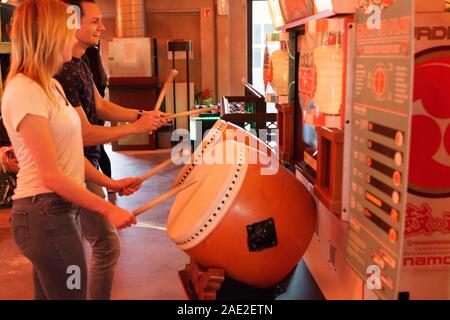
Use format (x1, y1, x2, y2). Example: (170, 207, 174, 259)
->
(167, 142, 249, 249)
(192, 119, 229, 162)
(172, 119, 229, 188)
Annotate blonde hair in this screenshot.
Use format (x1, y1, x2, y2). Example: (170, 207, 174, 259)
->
(6, 0, 75, 106)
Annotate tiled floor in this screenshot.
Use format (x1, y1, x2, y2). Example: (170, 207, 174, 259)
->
(0, 145, 323, 300)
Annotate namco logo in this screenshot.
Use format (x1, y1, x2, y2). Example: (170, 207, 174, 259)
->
(404, 256, 450, 267)
(409, 48, 450, 198)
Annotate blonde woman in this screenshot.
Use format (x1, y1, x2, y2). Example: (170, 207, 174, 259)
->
(1, 0, 138, 300)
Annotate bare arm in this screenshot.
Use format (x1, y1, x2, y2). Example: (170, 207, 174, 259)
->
(93, 86, 171, 125)
(74, 88, 171, 147)
(84, 157, 111, 187)
(75, 105, 167, 147)
(18, 115, 136, 228)
(55, 75, 168, 146)
(75, 107, 139, 146)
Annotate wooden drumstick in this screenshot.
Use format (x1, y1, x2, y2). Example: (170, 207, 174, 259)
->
(133, 178, 199, 217)
(154, 69, 179, 112)
(168, 106, 218, 119)
(131, 158, 174, 188)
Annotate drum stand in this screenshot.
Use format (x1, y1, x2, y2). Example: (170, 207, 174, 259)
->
(179, 259, 225, 300)
(179, 258, 286, 300)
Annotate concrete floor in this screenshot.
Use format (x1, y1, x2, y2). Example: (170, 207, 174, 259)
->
(0, 145, 323, 300)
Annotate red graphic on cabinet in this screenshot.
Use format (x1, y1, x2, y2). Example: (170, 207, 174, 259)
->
(410, 53, 450, 196)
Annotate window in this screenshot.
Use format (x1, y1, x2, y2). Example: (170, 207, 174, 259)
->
(248, 0, 276, 95)
(253, 47, 262, 68)
(264, 23, 274, 36)
(248, 0, 279, 113)
(253, 24, 262, 45)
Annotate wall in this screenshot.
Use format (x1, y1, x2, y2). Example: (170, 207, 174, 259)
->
(147, 11, 202, 94)
(96, 0, 247, 100)
(229, 0, 247, 96)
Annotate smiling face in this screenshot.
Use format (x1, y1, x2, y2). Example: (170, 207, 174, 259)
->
(75, 2, 105, 48)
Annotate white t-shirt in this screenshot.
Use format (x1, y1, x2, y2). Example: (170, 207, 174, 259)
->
(1, 73, 85, 200)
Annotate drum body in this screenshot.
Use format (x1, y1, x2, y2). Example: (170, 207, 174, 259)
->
(172, 119, 274, 188)
(167, 142, 316, 288)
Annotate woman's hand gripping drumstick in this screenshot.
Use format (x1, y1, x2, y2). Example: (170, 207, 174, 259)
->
(107, 158, 175, 196)
(129, 158, 174, 189)
(154, 69, 179, 112)
(133, 178, 198, 217)
(129, 148, 188, 189)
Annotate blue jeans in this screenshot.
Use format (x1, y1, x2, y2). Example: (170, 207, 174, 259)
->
(11, 193, 87, 300)
(80, 182, 120, 300)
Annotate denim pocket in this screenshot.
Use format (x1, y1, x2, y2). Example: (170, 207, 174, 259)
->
(35, 195, 74, 216)
(34, 195, 81, 239)
(11, 210, 30, 251)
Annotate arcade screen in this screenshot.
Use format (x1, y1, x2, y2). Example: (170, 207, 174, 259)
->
(298, 24, 344, 118)
(296, 19, 346, 179)
(297, 32, 317, 178)
(297, 31, 318, 178)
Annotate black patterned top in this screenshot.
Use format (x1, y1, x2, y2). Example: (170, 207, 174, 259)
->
(55, 57, 100, 167)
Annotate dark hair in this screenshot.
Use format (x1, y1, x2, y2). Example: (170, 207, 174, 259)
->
(62, 0, 95, 17)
